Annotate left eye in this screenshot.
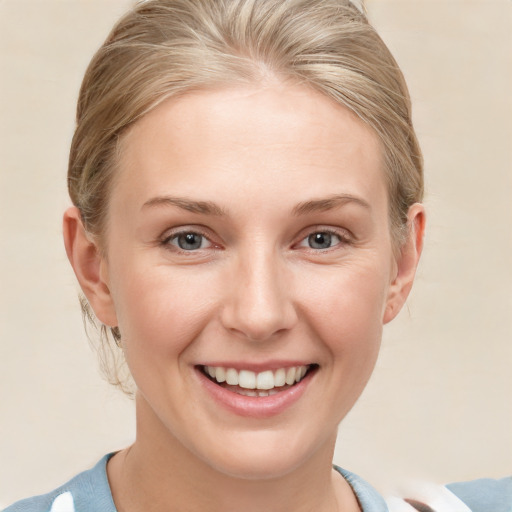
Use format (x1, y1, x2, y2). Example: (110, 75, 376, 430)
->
(167, 232, 211, 251)
(300, 231, 342, 250)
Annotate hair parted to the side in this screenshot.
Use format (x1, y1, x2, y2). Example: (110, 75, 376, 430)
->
(68, 0, 424, 395)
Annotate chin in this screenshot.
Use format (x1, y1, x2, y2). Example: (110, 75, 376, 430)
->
(196, 427, 333, 481)
(208, 452, 305, 481)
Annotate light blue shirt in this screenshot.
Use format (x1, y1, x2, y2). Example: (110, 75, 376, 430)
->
(3, 454, 511, 512)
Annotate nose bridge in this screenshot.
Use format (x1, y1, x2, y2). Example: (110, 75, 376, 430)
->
(221, 244, 296, 341)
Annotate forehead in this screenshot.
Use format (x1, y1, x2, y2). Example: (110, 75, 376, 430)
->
(114, 82, 386, 213)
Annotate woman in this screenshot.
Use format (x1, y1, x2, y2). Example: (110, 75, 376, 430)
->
(4, 1, 510, 511)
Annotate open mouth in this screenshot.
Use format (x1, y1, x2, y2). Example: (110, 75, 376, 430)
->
(199, 364, 318, 397)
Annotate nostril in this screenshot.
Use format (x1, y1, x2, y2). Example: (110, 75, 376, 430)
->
(222, 308, 298, 343)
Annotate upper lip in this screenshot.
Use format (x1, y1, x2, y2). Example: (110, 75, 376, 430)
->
(195, 361, 316, 372)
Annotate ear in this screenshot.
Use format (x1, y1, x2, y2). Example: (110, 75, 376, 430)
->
(63, 207, 118, 327)
(383, 203, 426, 324)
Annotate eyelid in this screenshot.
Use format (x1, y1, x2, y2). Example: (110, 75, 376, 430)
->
(160, 225, 219, 251)
(158, 224, 352, 252)
(294, 226, 353, 250)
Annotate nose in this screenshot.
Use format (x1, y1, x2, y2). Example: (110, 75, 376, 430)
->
(220, 250, 298, 342)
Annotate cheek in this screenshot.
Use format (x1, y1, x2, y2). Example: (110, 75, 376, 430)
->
(111, 264, 216, 359)
(293, 265, 387, 423)
(299, 263, 388, 354)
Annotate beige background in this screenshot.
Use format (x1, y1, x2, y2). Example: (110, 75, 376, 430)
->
(1, 0, 511, 506)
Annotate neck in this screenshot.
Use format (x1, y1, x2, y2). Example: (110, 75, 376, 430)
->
(108, 397, 360, 512)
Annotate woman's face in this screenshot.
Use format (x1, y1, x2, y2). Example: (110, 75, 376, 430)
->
(92, 82, 410, 478)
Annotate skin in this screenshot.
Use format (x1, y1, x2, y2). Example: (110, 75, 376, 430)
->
(64, 81, 425, 512)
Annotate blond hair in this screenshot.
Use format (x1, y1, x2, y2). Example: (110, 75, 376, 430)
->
(69, 0, 423, 393)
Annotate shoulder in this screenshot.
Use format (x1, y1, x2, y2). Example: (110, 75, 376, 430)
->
(385, 476, 512, 512)
(334, 466, 512, 512)
(447, 476, 512, 512)
(334, 466, 389, 511)
(2, 454, 117, 512)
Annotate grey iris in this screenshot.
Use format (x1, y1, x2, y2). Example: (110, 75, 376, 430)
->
(178, 233, 202, 250)
(308, 232, 332, 249)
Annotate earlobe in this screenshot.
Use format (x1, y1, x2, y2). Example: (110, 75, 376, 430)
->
(383, 203, 426, 324)
(63, 207, 118, 327)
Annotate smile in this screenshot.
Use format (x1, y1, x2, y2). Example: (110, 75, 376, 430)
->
(201, 365, 315, 397)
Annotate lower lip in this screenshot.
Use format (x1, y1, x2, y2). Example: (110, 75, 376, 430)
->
(196, 368, 315, 419)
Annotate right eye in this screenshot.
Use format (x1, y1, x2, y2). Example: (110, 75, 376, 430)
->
(164, 231, 212, 251)
(304, 231, 341, 250)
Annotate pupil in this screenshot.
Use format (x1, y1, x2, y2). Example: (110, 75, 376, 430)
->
(309, 232, 331, 249)
(179, 233, 201, 250)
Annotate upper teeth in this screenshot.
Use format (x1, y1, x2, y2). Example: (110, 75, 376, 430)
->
(205, 365, 309, 390)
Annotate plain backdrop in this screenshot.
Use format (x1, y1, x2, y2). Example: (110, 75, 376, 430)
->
(1, 0, 511, 506)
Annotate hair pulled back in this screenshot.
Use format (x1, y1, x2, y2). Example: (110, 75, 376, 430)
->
(69, 0, 423, 393)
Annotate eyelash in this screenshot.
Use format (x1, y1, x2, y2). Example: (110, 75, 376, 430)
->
(160, 227, 351, 253)
(295, 228, 350, 252)
(161, 228, 214, 252)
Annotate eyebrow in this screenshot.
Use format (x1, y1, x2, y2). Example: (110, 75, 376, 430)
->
(142, 193, 370, 217)
(142, 196, 227, 216)
(292, 194, 371, 215)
